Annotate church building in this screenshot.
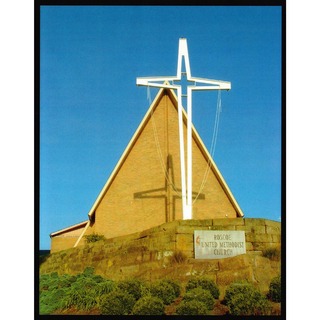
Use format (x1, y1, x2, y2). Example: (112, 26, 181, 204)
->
(50, 86, 244, 253)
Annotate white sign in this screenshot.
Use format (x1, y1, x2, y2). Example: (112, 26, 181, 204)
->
(194, 230, 246, 259)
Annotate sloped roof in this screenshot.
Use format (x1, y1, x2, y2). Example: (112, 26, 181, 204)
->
(87, 86, 244, 220)
(50, 220, 88, 237)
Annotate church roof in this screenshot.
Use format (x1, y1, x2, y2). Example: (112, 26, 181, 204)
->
(50, 220, 88, 237)
(87, 87, 244, 221)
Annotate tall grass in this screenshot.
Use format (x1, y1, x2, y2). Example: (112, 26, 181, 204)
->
(39, 269, 115, 314)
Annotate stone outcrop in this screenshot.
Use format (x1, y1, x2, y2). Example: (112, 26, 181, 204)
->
(40, 218, 281, 298)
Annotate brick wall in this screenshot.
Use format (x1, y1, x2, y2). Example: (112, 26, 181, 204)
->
(92, 91, 238, 240)
(50, 223, 88, 253)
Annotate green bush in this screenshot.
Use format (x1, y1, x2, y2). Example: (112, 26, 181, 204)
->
(40, 273, 75, 314)
(50, 272, 59, 279)
(39, 270, 117, 314)
(95, 280, 115, 295)
(74, 276, 97, 291)
(183, 287, 214, 310)
(39, 274, 51, 291)
(224, 282, 271, 315)
(132, 296, 165, 315)
(161, 279, 181, 298)
(91, 274, 104, 283)
(268, 275, 281, 302)
(176, 300, 209, 315)
(84, 233, 106, 243)
(40, 288, 67, 314)
(70, 268, 112, 291)
(186, 277, 220, 299)
(62, 288, 97, 311)
(262, 247, 281, 261)
(149, 281, 176, 305)
(57, 274, 77, 289)
(65, 271, 116, 311)
(40, 272, 61, 291)
(83, 266, 95, 276)
(116, 279, 145, 301)
(100, 290, 136, 315)
(169, 250, 187, 264)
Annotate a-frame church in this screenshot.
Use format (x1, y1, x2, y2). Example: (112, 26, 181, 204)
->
(50, 86, 244, 253)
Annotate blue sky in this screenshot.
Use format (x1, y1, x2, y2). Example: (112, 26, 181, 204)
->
(40, 5, 282, 250)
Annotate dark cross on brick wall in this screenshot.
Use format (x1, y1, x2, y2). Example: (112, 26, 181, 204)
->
(134, 154, 205, 222)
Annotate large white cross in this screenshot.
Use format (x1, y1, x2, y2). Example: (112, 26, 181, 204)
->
(136, 38, 231, 220)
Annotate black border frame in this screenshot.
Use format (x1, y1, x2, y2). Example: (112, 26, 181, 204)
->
(34, 1, 286, 319)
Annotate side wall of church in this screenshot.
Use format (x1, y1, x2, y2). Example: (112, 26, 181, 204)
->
(91, 92, 238, 240)
(51, 224, 88, 253)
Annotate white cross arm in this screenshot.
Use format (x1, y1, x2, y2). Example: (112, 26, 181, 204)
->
(190, 77, 231, 90)
(137, 76, 230, 91)
(136, 76, 177, 87)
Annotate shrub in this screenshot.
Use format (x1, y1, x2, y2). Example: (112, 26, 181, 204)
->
(262, 247, 281, 261)
(140, 282, 152, 297)
(83, 266, 95, 276)
(169, 250, 187, 264)
(95, 280, 115, 295)
(268, 275, 281, 302)
(161, 279, 181, 298)
(149, 281, 176, 305)
(176, 300, 208, 315)
(57, 274, 77, 289)
(40, 295, 57, 314)
(62, 289, 97, 311)
(40, 288, 67, 314)
(224, 282, 271, 315)
(91, 274, 104, 283)
(40, 274, 75, 314)
(84, 233, 106, 243)
(40, 272, 60, 291)
(39, 270, 117, 313)
(100, 290, 136, 315)
(186, 277, 220, 299)
(39, 274, 51, 291)
(78, 276, 97, 291)
(59, 270, 107, 311)
(71, 269, 112, 293)
(183, 287, 214, 310)
(50, 272, 59, 279)
(132, 296, 165, 315)
(116, 279, 145, 301)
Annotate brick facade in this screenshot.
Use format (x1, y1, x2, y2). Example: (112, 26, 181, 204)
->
(91, 90, 240, 239)
(50, 88, 243, 252)
(50, 222, 88, 253)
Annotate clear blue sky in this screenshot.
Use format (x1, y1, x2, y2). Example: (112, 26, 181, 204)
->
(40, 5, 282, 250)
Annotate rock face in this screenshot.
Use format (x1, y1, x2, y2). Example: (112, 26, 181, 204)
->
(40, 218, 281, 298)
